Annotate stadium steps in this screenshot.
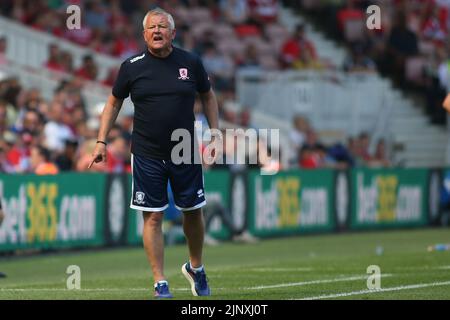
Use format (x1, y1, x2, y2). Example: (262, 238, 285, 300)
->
(388, 97, 448, 167)
(279, 7, 449, 168)
(278, 8, 347, 67)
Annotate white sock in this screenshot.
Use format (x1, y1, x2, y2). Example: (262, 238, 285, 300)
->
(190, 263, 204, 273)
(154, 280, 168, 288)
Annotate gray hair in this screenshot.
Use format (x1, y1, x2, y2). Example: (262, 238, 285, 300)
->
(142, 8, 175, 30)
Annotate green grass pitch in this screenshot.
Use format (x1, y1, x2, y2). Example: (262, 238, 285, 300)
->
(0, 228, 449, 300)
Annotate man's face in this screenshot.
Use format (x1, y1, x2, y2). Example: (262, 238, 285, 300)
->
(360, 136, 369, 149)
(23, 112, 40, 131)
(143, 14, 176, 53)
(30, 147, 41, 169)
(50, 45, 59, 58)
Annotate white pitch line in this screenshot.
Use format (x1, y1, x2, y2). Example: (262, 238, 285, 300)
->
(0, 274, 392, 293)
(300, 280, 450, 300)
(245, 274, 392, 290)
(248, 268, 313, 272)
(0, 288, 194, 292)
(0, 288, 149, 292)
(437, 266, 450, 270)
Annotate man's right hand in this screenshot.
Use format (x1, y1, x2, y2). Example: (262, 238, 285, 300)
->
(88, 143, 107, 169)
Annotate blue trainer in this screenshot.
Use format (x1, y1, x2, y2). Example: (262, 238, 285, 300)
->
(181, 262, 211, 296)
(154, 281, 173, 299)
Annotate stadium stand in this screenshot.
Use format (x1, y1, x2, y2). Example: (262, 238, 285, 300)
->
(1, 0, 449, 172)
(289, 0, 450, 166)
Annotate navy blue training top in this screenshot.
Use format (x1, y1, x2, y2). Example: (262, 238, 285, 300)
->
(112, 47, 211, 160)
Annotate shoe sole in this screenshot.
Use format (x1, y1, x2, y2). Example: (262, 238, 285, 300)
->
(181, 263, 199, 297)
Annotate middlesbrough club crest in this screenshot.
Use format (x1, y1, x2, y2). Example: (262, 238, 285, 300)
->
(178, 68, 189, 80)
(135, 191, 145, 205)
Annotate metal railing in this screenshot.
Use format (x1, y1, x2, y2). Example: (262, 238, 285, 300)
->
(236, 69, 392, 139)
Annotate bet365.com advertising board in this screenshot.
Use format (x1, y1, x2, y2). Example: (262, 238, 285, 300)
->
(0, 168, 445, 253)
(247, 169, 336, 237)
(0, 173, 106, 251)
(349, 168, 431, 229)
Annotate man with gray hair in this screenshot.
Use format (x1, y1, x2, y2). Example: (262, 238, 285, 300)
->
(89, 8, 219, 298)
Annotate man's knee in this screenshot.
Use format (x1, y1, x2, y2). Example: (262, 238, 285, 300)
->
(143, 211, 164, 228)
(183, 208, 202, 218)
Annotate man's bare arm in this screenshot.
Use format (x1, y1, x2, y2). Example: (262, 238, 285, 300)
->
(199, 89, 219, 131)
(199, 89, 221, 163)
(88, 94, 124, 168)
(97, 94, 124, 142)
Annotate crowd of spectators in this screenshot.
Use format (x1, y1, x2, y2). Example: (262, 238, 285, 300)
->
(0, 1, 334, 85)
(0, 0, 395, 175)
(0, 72, 284, 174)
(289, 114, 391, 169)
(296, 0, 450, 125)
(0, 72, 134, 174)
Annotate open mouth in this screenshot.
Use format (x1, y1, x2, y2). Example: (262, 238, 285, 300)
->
(153, 35, 163, 42)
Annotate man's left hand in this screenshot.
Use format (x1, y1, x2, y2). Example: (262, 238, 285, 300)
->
(204, 135, 223, 165)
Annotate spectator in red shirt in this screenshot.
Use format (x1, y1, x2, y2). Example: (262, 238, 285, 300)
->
(75, 54, 98, 81)
(60, 50, 74, 73)
(356, 132, 373, 163)
(44, 43, 64, 72)
(247, 0, 278, 25)
(32, 10, 64, 38)
(281, 24, 317, 68)
(89, 29, 113, 55)
(299, 145, 319, 169)
(420, 4, 448, 46)
(336, 0, 364, 35)
(6, 130, 35, 173)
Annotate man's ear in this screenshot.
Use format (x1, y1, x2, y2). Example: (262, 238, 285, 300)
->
(172, 29, 177, 40)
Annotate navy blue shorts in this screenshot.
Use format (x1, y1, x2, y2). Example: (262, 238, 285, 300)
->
(130, 154, 206, 212)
